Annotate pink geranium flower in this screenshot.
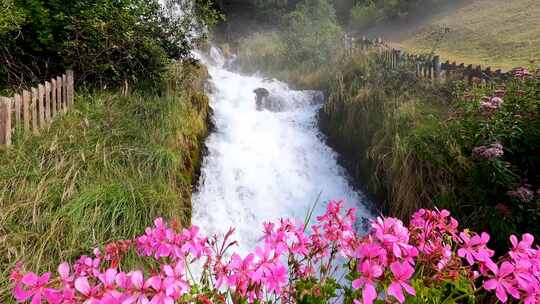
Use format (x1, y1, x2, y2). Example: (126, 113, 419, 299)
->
(145, 276, 175, 304)
(74, 277, 102, 304)
(458, 232, 494, 265)
(13, 272, 60, 304)
(483, 261, 521, 302)
(388, 261, 416, 303)
(352, 260, 383, 304)
(510, 234, 536, 260)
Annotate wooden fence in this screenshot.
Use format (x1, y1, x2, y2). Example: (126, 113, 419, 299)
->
(0, 70, 74, 149)
(348, 36, 512, 83)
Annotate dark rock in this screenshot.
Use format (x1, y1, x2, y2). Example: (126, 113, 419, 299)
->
(254, 88, 270, 111)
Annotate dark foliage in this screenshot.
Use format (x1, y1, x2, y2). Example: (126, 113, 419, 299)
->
(0, 0, 218, 91)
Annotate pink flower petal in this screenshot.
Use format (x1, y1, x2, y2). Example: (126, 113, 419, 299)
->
(21, 273, 38, 286)
(388, 282, 405, 303)
(74, 277, 91, 296)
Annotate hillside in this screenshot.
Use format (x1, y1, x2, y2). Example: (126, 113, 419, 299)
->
(363, 0, 540, 70)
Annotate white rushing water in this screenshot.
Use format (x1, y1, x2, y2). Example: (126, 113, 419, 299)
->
(192, 48, 372, 254)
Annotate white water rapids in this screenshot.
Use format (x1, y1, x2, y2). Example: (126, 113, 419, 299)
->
(192, 48, 373, 254)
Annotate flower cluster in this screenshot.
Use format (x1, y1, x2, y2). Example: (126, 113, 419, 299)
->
(513, 67, 533, 80)
(10, 202, 540, 304)
(480, 95, 504, 116)
(508, 186, 535, 203)
(473, 142, 504, 160)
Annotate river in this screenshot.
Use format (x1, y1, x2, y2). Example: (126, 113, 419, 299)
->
(192, 48, 373, 254)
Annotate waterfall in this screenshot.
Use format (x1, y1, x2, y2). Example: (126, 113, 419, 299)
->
(192, 47, 373, 254)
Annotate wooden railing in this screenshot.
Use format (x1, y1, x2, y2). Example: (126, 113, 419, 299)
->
(347, 36, 513, 83)
(0, 70, 74, 149)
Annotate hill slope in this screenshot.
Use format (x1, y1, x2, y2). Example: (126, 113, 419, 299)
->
(364, 0, 540, 70)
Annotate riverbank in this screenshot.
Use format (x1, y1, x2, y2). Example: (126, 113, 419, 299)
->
(0, 62, 211, 300)
(223, 28, 540, 252)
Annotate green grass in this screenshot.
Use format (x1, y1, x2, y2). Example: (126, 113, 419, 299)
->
(320, 49, 540, 252)
(391, 0, 540, 70)
(0, 64, 210, 301)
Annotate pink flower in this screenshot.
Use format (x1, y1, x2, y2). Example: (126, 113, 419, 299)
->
(483, 261, 521, 302)
(510, 234, 536, 260)
(473, 142, 504, 160)
(263, 262, 287, 294)
(145, 276, 175, 304)
(74, 277, 101, 303)
(388, 261, 416, 303)
(508, 187, 534, 203)
(514, 67, 532, 80)
(162, 262, 189, 297)
(479, 96, 504, 115)
(352, 260, 383, 304)
(121, 271, 150, 304)
(458, 232, 494, 265)
(13, 272, 60, 304)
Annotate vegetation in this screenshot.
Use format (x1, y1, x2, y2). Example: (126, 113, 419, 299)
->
(235, 0, 343, 88)
(320, 49, 540, 252)
(8, 203, 540, 303)
(0, 0, 218, 92)
(0, 63, 211, 301)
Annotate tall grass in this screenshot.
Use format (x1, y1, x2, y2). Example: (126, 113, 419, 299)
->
(320, 50, 540, 252)
(0, 63, 210, 300)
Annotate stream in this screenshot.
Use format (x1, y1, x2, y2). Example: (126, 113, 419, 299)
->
(192, 48, 373, 254)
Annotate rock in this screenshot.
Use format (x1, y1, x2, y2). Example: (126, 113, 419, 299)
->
(254, 88, 270, 111)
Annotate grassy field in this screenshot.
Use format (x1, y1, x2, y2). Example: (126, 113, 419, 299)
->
(385, 0, 540, 70)
(0, 63, 210, 301)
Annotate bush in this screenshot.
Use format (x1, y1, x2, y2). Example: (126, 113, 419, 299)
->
(281, 0, 343, 68)
(236, 31, 286, 75)
(350, 2, 382, 29)
(0, 0, 217, 90)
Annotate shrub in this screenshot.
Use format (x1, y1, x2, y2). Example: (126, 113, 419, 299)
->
(350, 2, 381, 30)
(0, 0, 218, 90)
(236, 31, 286, 75)
(8, 202, 540, 303)
(280, 0, 343, 68)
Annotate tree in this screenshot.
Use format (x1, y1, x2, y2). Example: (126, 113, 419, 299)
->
(0, 0, 219, 90)
(280, 0, 343, 68)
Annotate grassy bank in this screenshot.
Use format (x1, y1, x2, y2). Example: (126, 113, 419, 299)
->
(319, 51, 540, 252)
(0, 62, 211, 300)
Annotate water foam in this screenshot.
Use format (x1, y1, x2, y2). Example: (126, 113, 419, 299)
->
(192, 48, 372, 254)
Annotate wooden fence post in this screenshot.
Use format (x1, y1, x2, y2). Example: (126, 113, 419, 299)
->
(38, 84, 46, 129)
(45, 81, 51, 125)
(31, 87, 39, 135)
(62, 74, 67, 112)
(0, 97, 12, 148)
(465, 64, 473, 83)
(56, 76, 63, 113)
(433, 55, 441, 81)
(22, 90, 30, 132)
(14, 94, 21, 127)
(51, 79, 57, 118)
(67, 70, 74, 107)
